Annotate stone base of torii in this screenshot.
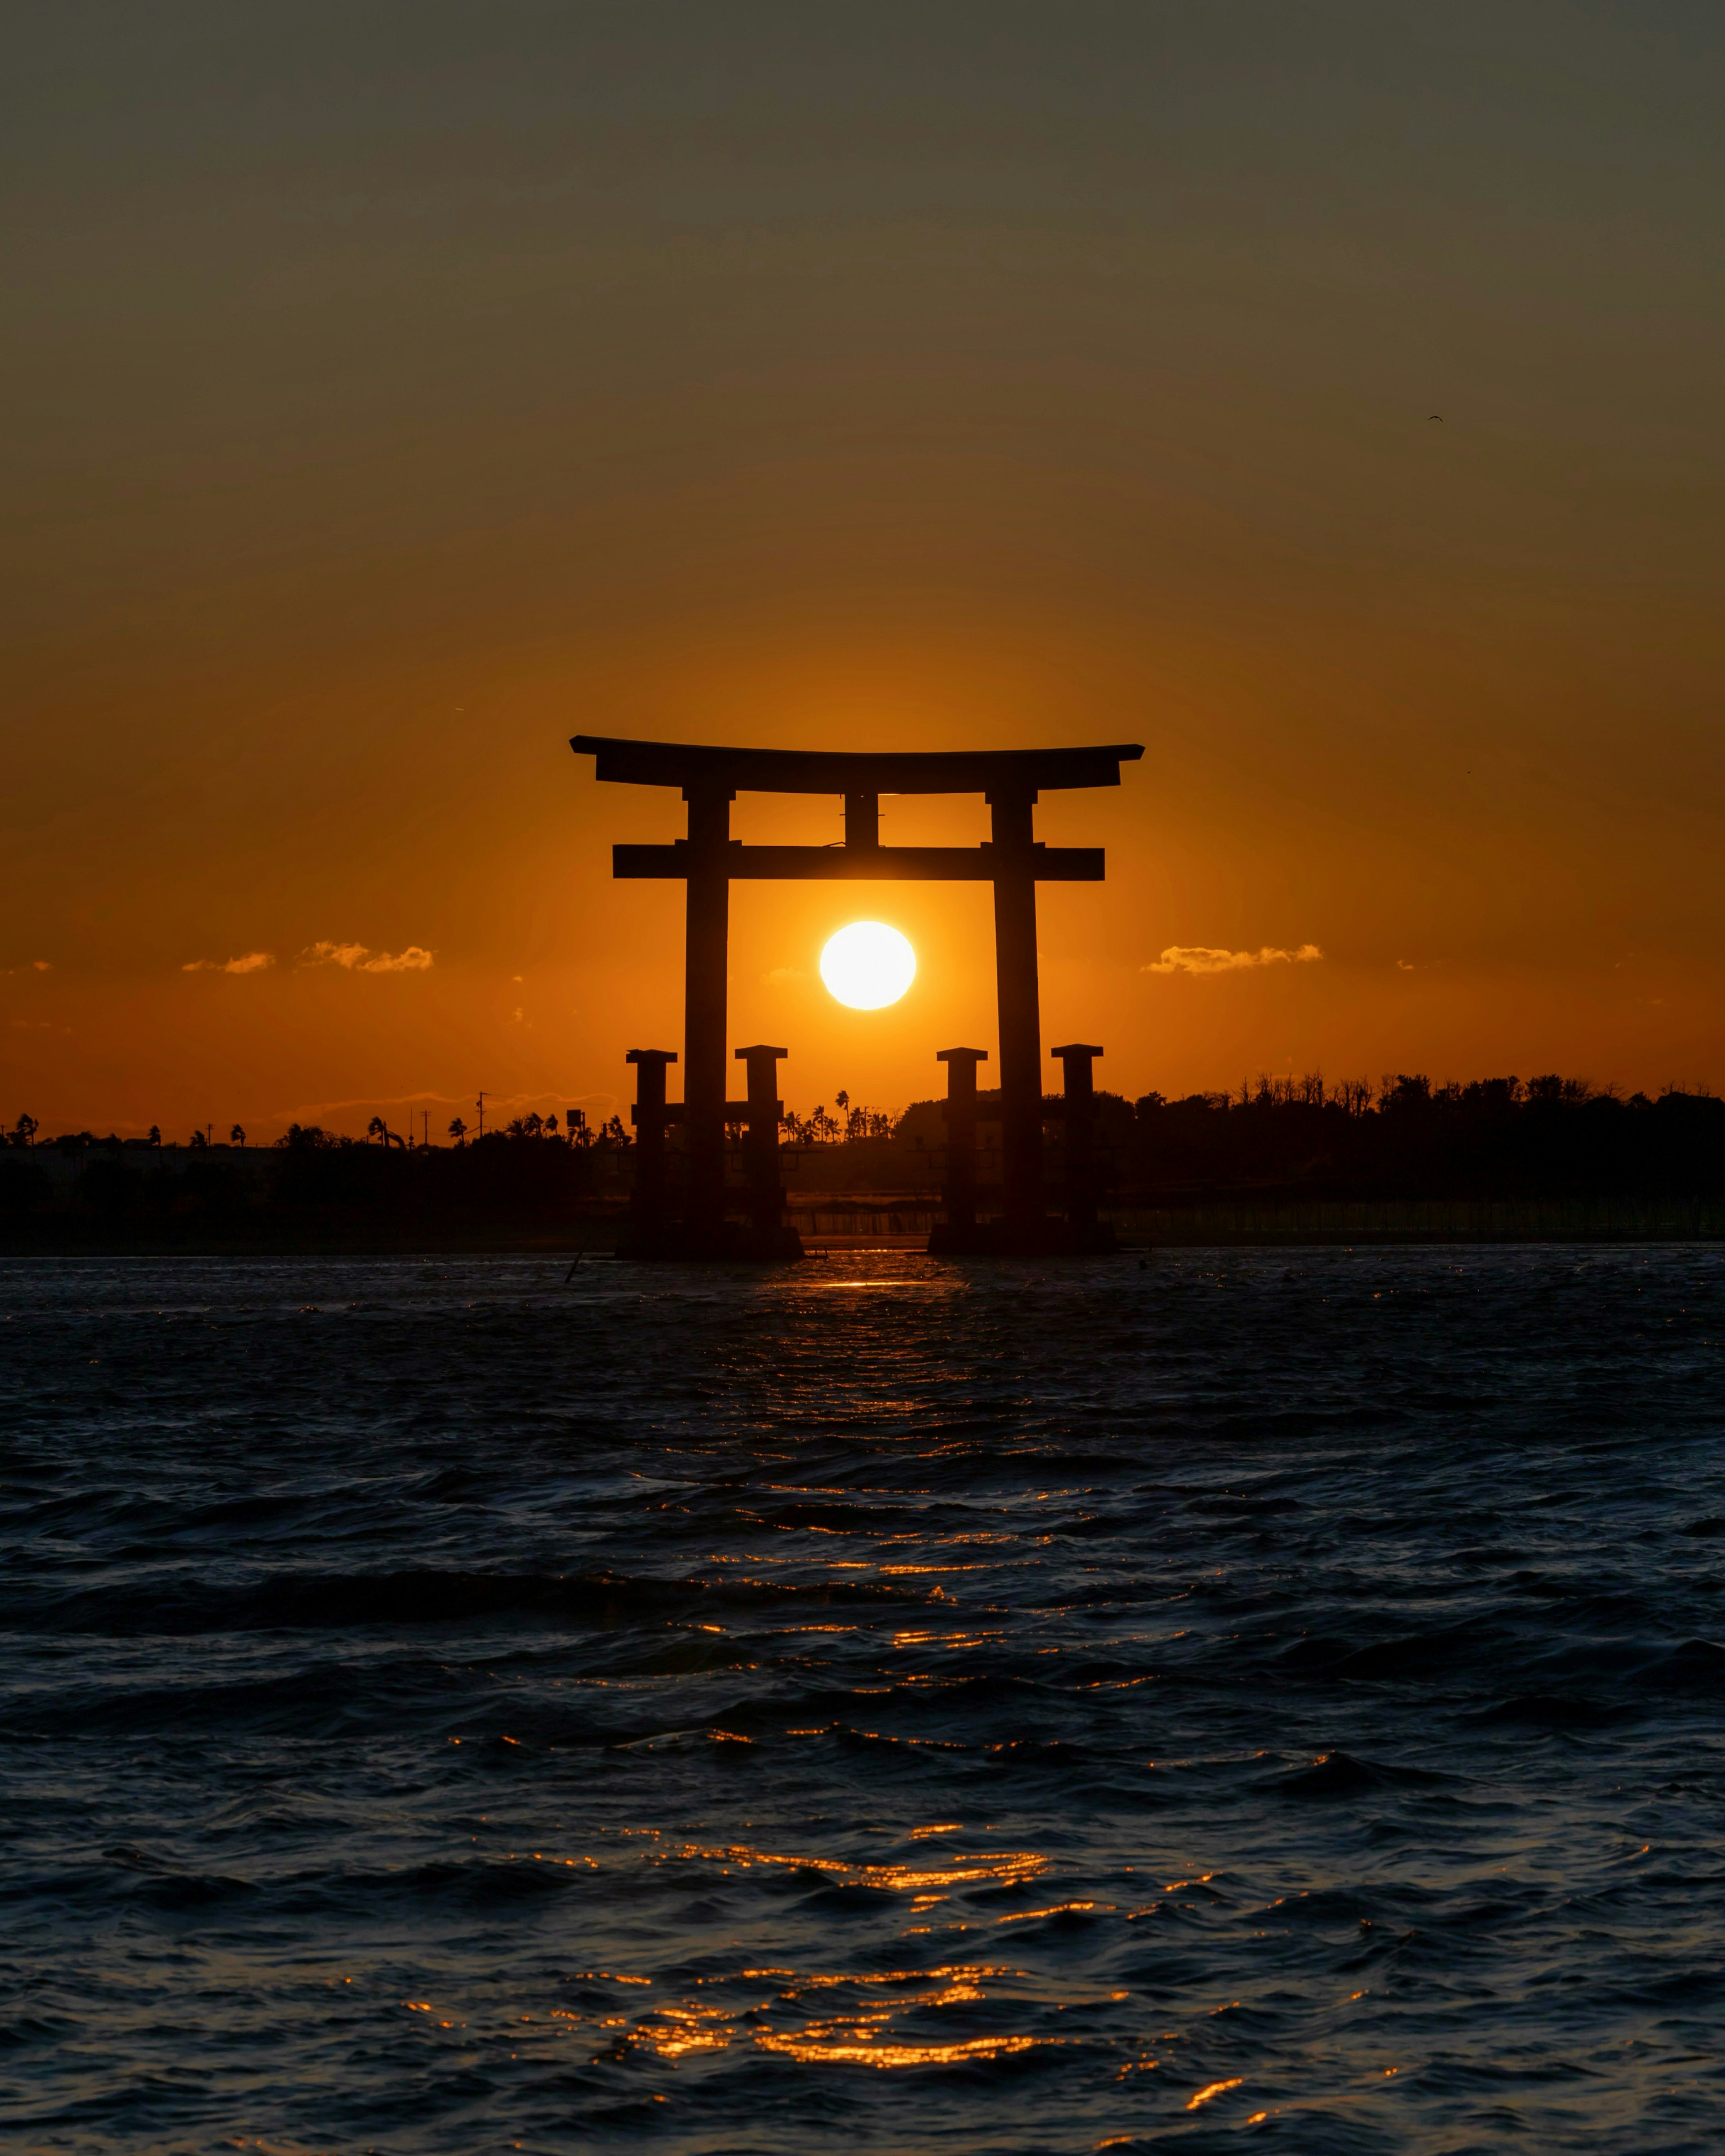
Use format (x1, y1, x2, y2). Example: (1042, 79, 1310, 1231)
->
(920, 1043, 1119, 1258)
(571, 734, 1142, 1261)
(616, 1038, 1120, 1260)
(614, 1042, 805, 1260)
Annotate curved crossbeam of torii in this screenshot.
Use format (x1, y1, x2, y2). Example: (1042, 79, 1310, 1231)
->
(571, 735, 1144, 1239)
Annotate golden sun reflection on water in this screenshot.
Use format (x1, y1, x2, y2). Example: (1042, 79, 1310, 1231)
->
(676, 1839, 1047, 1893)
(617, 2003, 736, 2061)
(608, 1962, 1049, 2072)
(755, 2028, 1043, 2068)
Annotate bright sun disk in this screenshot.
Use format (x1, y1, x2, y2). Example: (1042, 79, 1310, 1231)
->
(819, 922, 916, 1009)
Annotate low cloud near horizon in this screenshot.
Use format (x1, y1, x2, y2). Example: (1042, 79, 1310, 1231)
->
(1145, 943, 1324, 976)
(298, 941, 434, 973)
(183, 952, 275, 975)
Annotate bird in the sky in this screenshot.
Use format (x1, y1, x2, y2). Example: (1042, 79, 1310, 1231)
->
(1429, 413, 1444, 421)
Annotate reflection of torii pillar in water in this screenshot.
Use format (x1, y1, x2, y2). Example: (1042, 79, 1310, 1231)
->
(572, 736, 1143, 1246)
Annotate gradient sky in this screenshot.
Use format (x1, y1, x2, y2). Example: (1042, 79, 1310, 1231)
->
(5, 2, 1724, 1139)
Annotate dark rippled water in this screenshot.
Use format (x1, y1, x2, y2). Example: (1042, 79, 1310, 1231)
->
(4, 1248, 1725, 2154)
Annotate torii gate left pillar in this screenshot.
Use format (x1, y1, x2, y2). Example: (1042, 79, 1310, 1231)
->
(681, 782, 733, 1236)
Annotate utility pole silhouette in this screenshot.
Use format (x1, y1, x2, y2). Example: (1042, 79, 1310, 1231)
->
(476, 1092, 489, 1139)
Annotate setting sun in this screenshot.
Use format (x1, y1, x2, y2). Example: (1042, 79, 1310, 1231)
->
(819, 922, 917, 1010)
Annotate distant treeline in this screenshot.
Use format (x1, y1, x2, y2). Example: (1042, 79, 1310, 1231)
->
(0, 1126, 623, 1241)
(1115, 1074, 1725, 1202)
(4, 1074, 1725, 1241)
(885, 1071, 1725, 1202)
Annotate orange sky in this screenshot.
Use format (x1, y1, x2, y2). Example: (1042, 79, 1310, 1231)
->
(6, 4, 1725, 1140)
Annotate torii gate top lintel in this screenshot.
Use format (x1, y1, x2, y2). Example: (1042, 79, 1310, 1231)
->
(571, 734, 1143, 800)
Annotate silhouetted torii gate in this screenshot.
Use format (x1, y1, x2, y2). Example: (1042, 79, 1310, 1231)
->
(571, 735, 1143, 1249)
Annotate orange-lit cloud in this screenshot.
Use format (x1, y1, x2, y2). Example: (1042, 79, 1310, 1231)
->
(183, 952, 276, 975)
(1144, 945, 1324, 976)
(298, 942, 435, 974)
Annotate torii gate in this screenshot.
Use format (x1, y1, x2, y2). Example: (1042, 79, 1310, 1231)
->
(571, 735, 1142, 1251)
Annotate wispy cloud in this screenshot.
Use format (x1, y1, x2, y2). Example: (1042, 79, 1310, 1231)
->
(764, 967, 808, 986)
(299, 941, 434, 972)
(2, 960, 52, 975)
(183, 951, 275, 975)
(1144, 942, 1324, 976)
(275, 1091, 473, 1118)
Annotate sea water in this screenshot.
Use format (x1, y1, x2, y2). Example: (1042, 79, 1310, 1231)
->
(3, 1248, 1723, 2153)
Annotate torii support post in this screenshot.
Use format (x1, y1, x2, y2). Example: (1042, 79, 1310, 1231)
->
(1051, 1043, 1117, 1253)
(929, 1047, 988, 1254)
(734, 1044, 798, 1255)
(622, 1049, 681, 1256)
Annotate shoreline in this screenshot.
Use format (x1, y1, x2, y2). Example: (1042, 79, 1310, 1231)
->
(3, 1196, 1723, 1259)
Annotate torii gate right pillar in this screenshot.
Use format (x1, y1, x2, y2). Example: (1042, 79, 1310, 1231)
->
(990, 787, 1045, 1237)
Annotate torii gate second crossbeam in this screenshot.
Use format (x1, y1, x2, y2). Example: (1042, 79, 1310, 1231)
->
(571, 735, 1143, 1247)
